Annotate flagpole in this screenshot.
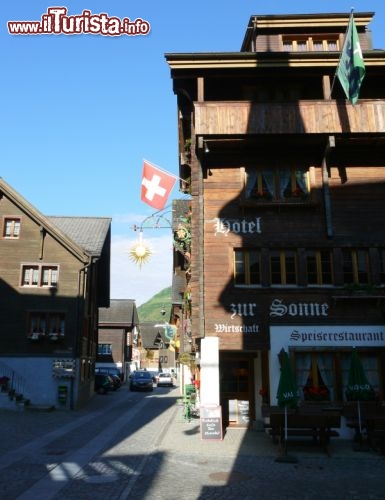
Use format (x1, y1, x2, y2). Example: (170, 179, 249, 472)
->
(329, 8, 354, 99)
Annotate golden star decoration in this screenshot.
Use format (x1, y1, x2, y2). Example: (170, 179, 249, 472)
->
(129, 235, 152, 267)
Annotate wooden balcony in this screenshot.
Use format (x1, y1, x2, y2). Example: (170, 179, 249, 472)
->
(194, 100, 385, 136)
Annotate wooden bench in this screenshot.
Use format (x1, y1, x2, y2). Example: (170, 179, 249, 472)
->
(268, 412, 340, 456)
(365, 416, 385, 454)
(342, 402, 385, 447)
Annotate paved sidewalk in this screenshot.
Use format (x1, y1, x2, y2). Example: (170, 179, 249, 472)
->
(141, 396, 385, 500)
(0, 386, 384, 499)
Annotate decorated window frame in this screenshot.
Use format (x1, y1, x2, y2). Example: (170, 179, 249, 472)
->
(243, 165, 311, 204)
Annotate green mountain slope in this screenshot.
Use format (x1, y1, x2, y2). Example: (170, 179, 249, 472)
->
(137, 287, 172, 322)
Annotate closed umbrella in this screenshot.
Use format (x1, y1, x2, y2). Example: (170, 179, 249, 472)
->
(346, 348, 375, 447)
(276, 349, 299, 462)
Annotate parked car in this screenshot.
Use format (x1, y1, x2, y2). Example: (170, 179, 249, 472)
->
(95, 367, 124, 381)
(129, 370, 154, 392)
(148, 371, 160, 384)
(157, 372, 174, 387)
(94, 374, 114, 394)
(109, 374, 122, 390)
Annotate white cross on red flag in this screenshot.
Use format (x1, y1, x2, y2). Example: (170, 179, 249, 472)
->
(141, 160, 177, 210)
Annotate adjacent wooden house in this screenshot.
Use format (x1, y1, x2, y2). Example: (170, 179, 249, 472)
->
(166, 12, 385, 429)
(97, 299, 139, 381)
(0, 178, 111, 409)
(138, 321, 176, 372)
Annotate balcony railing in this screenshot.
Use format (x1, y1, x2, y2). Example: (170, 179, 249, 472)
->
(194, 100, 385, 135)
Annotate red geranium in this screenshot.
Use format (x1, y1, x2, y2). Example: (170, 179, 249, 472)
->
(303, 386, 329, 401)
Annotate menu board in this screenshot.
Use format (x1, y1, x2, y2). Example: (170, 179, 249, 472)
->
(238, 400, 250, 425)
(229, 399, 249, 426)
(200, 405, 223, 440)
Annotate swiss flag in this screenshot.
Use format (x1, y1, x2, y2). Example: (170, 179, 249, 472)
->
(141, 160, 177, 210)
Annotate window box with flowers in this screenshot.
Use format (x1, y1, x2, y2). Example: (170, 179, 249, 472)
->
(28, 331, 46, 342)
(253, 189, 273, 201)
(48, 331, 65, 342)
(259, 387, 269, 405)
(283, 186, 309, 202)
(303, 385, 330, 402)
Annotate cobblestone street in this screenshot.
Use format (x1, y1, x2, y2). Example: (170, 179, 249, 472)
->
(1, 387, 385, 499)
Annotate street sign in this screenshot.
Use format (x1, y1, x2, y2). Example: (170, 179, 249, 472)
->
(179, 353, 191, 365)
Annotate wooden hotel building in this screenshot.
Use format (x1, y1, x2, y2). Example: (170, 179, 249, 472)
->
(166, 12, 385, 429)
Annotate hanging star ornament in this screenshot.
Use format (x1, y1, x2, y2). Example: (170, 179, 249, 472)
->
(129, 232, 152, 267)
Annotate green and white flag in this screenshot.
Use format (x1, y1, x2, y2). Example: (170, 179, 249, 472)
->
(337, 15, 365, 104)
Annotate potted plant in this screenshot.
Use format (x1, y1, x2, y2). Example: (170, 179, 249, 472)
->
(0, 376, 9, 392)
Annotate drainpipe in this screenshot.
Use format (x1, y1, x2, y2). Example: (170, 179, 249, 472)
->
(72, 258, 93, 409)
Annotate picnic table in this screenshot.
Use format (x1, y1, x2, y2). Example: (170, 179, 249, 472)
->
(343, 401, 385, 453)
(264, 405, 341, 456)
(366, 415, 385, 453)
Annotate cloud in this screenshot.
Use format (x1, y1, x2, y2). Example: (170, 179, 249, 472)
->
(110, 232, 173, 306)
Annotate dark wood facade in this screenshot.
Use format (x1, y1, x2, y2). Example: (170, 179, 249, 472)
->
(0, 179, 111, 409)
(166, 12, 385, 428)
(98, 299, 139, 381)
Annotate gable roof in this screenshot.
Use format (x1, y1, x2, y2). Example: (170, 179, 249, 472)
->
(99, 299, 139, 327)
(0, 178, 111, 262)
(139, 321, 168, 349)
(48, 216, 111, 257)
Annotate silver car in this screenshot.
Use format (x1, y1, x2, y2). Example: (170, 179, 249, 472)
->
(157, 372, 174, 387)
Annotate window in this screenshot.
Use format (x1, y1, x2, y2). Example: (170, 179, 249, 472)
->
(234, 248, 297, 287)
(28, 312, 65, 340)
(21, 264, 59, 287)
(296, 353, 333, 401)
(312, 40, 324, 51)
(306, 250, 333, 285)
(282, 40, 293, 51)
(342, 249, 370, 285)
(245, 167, 309, 202)
(233, 248, 377, 289)
(296, 40, 307, 51)
(3, 218, 21, 238)
(282, 35, 339, 52)
(22, 266, 40, 286)
(327, 40, 338, 51)
(311, 38, 339, 52)
(282, 36, 308, 52)
(41, 266, 58, 287)
(234, 249, 261, 285)
(270, 250, 297, 285)
(295, 351, 380, 403)
(379, 249, 385, 284)
(98, 344, 112, 355)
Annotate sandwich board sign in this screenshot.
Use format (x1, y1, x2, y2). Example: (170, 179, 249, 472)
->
(200, 405, 223, 440)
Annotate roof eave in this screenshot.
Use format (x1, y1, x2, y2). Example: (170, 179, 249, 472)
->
(0, 178, 91, 263)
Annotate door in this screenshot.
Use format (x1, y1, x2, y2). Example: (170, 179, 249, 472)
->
(219, 353, 255, 427)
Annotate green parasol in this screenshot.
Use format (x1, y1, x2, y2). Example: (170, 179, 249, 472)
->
(277, 349, 299, 410)
(276, 349, 298, 462)
(346, 348, 375, 437)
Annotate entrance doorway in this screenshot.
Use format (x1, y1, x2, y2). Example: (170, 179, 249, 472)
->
(219, 353, 255, 428)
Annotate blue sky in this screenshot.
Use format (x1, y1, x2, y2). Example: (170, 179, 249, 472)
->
(2, 1, 385, 306)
